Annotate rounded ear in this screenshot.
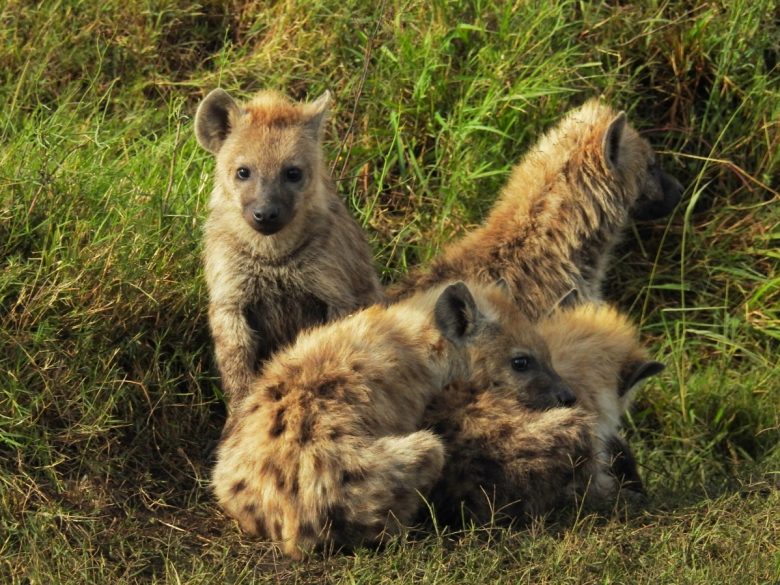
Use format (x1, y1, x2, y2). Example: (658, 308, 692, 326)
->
(195, 89, 241, 154)
(434, 282, 481, 344)
(602, 111, 627, 170)
(618, 359, 665, 397)
(549, 286, 581, 316)
(303, 90, 333, 139)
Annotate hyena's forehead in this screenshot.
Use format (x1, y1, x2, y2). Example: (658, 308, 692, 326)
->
(220, 122, 316, 169)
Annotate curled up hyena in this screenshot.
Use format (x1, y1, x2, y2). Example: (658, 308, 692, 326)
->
(389, 100, 676, 501)
(389, 99, 684, 318)
(195, 88, 384, 406)
(212, 280, 577, 558)
(424, 302, 664, 526)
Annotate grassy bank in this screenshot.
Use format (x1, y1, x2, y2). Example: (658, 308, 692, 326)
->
(1, 1, 778, 583)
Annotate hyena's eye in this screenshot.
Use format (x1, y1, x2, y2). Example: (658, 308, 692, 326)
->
(284, 166, 303, 183)
(236, 166, 251, 180)
(511, 355, 532, 372)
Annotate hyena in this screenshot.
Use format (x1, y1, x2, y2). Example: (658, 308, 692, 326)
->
(212, 280, 577, 558)
(538, 303, 664, 497)
(389, 99, 684, 319)
(195, 88, 384, 405)
(424, 302, 663, 526)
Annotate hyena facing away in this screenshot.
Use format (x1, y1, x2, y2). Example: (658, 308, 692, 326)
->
(212, 281, 577, 558)
(424, 302, 664, 526)
(195, 88, 384, 406)
(389, 99, 684, 319)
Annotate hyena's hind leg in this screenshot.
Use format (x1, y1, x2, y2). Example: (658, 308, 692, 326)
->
(325, 430, 446, 551)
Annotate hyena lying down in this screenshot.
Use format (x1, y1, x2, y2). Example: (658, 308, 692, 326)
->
(212, 281, 577, 558)
(389, 99, 684, 317)
(195, 88, 384, 407)
(424, 303, 664, 526)
(391, 100, 676, 494)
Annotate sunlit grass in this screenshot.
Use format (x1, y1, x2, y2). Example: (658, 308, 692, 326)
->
(1, 0, 778, 583)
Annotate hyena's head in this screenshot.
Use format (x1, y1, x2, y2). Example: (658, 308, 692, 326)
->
(195, 88, 331, 235)
(537, 303, 665, 424)
(432, 281, 577, 410)
(596, 103, 684, 221)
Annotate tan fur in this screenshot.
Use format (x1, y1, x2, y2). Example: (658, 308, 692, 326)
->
(212, 281, 572, 558)
(425, 303, 662, 526)
(389, 99, 682, 320)
(196, 89, 384, 405)
(538, 303, 662, 497)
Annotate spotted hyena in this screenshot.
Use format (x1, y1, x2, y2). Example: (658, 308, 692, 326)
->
(389, 99, 684, 319)
(424, 302, 663, 526)
(195, 88, 384, 406)
(212, 280, 576, 558)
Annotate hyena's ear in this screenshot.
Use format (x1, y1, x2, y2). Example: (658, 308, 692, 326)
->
(603, 111, 627, 170)
(618, 359, 665, 397)
(195, 89, 241, 154)
(434, 282, 482, 345)
(547, 287, 580, 317)
(303, 90, 333, 139)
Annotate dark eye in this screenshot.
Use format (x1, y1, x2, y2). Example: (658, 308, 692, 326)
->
(236, 166, 251, 180)
(284, 167, 303, 183)
(511, 356, 530, 372)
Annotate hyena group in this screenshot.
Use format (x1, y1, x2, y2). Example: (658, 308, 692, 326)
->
(195, 89, 682, 556)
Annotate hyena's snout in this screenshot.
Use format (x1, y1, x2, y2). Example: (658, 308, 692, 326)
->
(243, 197, 291, 235)
(552, 379, 577, 407)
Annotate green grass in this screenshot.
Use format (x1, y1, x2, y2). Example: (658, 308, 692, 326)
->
(1, 1, 778, 583)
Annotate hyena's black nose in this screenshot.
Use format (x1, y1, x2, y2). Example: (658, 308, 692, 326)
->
(555, 382, 577, 407)
(253, 206, 280, 224)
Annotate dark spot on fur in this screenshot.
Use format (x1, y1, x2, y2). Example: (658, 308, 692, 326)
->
(232, 480, 247, 494)
(273, 519, 283, 540)
(261, 461, 286, 491)
(328, 428, 342, 441)
(316, 377, 345, 398)
(265, 384, 285, 401)
(254, 515, 268, 538)
(299, 414, 315, 444)
(269, 407, 286, 437)
(530, 197, 547, 218)
(341, 467, 367, 485)
(247, 403, 260, 414)
(290, 476, 299, 496)
(244, 503, 257, 514)
(313, 456, 324, 473)
(496, 423, 513, 440)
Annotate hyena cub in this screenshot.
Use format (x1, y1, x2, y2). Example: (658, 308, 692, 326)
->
(538, 303, 664, 497)
(212, 280, 575, 558)
(195, 88, 384, 405)
(390, 99, 684, 319)
(424, 303, 663, 526)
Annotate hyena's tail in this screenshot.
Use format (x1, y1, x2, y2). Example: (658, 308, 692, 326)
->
(291, 429, 445, 556)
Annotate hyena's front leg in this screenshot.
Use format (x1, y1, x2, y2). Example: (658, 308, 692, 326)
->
(209, 301, 259, 407)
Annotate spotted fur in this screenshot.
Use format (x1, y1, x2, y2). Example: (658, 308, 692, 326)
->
(212, 281, 573, 558)
(425, 302, 664, 526)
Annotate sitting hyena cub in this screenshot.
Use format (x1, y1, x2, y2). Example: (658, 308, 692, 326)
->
(195, 88, 384, 405)
(424, 302, 663, 526)
(389, 99, 684, 318)
(212, 280, 576, 558)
